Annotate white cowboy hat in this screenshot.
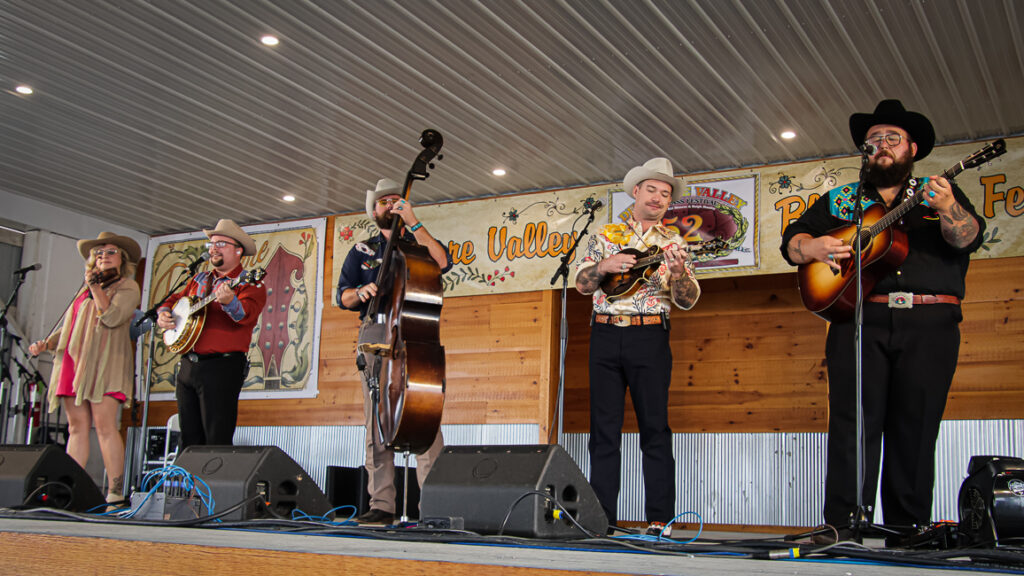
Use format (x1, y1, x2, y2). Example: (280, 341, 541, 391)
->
(202, 219, 257, 256)
(622, 157, 685, 202)
(365, 178, 403, 220)
(77, 231, 141, 263)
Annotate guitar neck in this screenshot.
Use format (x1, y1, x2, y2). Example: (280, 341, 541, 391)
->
(189, 276, 243, 314)
(868, 162, 969, 236)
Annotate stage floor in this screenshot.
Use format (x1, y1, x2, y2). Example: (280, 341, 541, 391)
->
(1, 516, 1019, 575)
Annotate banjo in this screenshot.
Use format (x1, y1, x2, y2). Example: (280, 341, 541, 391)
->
(163, 268, 266, 354)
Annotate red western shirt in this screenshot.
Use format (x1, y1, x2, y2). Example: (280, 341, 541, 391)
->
(160, 263, 267, 355)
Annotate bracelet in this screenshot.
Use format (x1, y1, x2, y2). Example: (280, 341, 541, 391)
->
(409, 222, 423, 232)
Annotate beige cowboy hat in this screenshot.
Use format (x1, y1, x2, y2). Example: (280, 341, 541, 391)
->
(77, 231, 142, 263)
(203, 219, 257, 256)
(622, 157, 685, 202)
(365, 178, 403, 220)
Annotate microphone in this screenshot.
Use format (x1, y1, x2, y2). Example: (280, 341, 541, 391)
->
(589, 199, 604, 212)
(859, 143, 877, 157)
(13, 263, 41, 276)
(187, 252, 210, 274)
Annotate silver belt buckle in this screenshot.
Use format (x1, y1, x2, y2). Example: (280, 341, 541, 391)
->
(888, 292, 914, 309)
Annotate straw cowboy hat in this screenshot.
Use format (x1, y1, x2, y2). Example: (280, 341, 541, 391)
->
(365, 178, 403, 220)
(203, 219, 257, 256)
(849, 99, 935, 160)
(77, 231, 141, 263)
(622, 157, 685, 202)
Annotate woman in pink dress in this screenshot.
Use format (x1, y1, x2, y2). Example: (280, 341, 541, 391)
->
(30, 232, 142, 505)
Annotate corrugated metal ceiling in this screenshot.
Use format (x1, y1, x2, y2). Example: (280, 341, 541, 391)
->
(1, 0, 1021, 235)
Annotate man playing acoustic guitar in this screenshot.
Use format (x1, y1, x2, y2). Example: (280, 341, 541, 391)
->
(780, 100, 985, 543)
(157, 219, 267, 449)
(574, 157, 700, 536)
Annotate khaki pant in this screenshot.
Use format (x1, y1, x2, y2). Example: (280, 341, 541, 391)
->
(361, 373, 444, 514)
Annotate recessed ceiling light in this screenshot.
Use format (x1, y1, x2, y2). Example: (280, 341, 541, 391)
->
(780, 130, 796, 140)
(492, 168, 507, 176)
(282, 194, 295, 202)
(15, 85, 33, 95)
(261, 35, 279, 46)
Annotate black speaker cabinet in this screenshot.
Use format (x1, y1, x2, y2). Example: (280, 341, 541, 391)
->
(175, 445, 331, 521)
(0, 445, 104, 512)
(958, 455, 1024, 546)
(420, 444, 608, 538)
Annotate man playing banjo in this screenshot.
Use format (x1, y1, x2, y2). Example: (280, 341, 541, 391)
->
(156, 219, 267, 449)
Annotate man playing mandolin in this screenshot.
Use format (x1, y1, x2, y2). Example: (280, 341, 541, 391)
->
(157, 219, 267, 449)
(574, 157, 701, 536)
(780, 100, 986, 542)
(336, 178, 453, 525)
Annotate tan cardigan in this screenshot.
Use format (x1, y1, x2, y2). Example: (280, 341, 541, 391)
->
(45, 278, 141, 412)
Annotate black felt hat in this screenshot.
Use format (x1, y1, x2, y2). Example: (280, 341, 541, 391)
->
(849, 99, 934, 160)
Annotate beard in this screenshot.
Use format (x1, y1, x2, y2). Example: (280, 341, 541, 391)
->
(210, 254, 225, 268)
(374, 212, 397, 230)
(864, 148, 914, 189)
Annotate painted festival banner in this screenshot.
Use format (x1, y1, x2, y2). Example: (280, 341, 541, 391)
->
(332, 136, 1022, 297)
(141, 218, 326, 399)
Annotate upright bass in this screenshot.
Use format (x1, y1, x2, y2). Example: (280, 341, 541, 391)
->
(357, 129, 446, 454)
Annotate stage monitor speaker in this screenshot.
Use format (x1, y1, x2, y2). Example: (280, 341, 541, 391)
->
(175, 445, 331, 521)
(420, 444, 607, 538)
(0, 445, 104, 512)
(958, 455, 1024, 547)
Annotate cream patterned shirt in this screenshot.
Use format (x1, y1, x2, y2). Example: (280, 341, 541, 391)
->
(574, 219, 700, 315)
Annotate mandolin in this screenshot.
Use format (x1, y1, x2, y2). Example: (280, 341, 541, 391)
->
(163, 268, 266, 354)
(797, 138, 1005, 321)
(601, 238, 728, 300)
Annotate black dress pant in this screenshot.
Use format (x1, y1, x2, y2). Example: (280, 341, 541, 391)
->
(175, 353, 247, 449)
(588, 322, 675, 525)
(823, 303, 961, 528)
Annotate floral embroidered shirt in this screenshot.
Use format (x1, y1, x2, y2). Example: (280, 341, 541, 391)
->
(574, 218, 700, 315)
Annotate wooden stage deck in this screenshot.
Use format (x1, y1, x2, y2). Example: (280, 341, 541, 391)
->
(1, 517, 1018, 575)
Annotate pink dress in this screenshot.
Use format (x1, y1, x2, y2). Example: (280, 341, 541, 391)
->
(55, 290, 128, 403)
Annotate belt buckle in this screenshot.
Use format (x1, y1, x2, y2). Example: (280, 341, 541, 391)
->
(888, 292, 913, 309)
(611, 315, 631, 327)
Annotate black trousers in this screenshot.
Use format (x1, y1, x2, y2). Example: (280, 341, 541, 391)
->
(174, 353, 247, 449)
(823, 303, 961, 528)
(588, 322, 675, 525)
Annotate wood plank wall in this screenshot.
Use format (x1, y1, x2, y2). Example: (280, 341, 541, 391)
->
(138, 225, 1024, 438)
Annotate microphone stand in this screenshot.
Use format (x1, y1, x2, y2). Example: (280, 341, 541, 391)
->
(0, 271, 30, 443)
(123, 264, 196, 492)
(848, 154, 901, 542)
(548, 203, 601, 446)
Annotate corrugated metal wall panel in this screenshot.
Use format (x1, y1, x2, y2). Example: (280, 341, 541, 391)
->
(564, 419, 1023, 526)
(131, 420, 1019, 525)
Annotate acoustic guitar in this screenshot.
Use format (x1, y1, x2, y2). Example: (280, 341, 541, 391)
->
(163, 268, 267, 354)
(601, 238, 728, 300)
(798, 139, 1005, 321)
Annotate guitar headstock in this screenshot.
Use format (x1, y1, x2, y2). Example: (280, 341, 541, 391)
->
(245, 267, 267, 287)
(690, 237, 729, 255)
(961, 138, 1006, 171)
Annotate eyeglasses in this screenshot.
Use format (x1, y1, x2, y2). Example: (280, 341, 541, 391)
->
(205, 240, 239, 250)
(376, 198, 401, 207)
(91, 249, 120, 257)
(865, 132, 904, 149)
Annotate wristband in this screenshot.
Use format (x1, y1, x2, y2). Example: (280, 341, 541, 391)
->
(409, 222, 423, 232)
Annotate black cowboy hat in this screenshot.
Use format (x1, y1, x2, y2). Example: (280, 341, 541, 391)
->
(849, 99, 934, 160)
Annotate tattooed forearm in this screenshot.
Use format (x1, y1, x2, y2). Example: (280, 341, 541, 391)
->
(939, 203, 980, 248)
(575, 264, 603, 294)
(671, 273, 700, 309)
(793, 238, 805, 261)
